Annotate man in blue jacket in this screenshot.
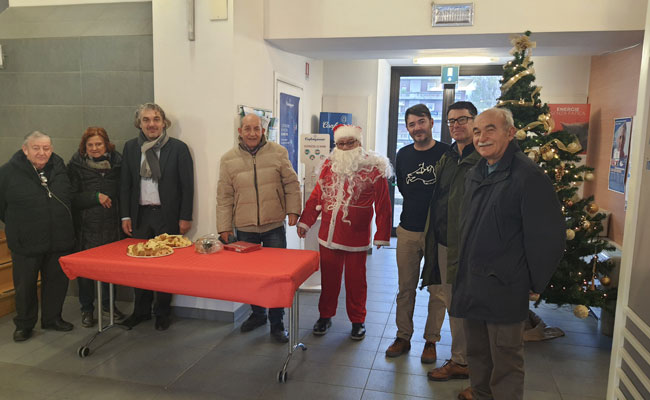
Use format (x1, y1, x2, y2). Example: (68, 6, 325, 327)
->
(451, 108, 565, 400)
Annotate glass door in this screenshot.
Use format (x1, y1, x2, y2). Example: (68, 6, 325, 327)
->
(387, 66, 502, 236)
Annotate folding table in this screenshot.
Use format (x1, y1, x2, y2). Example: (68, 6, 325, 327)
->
(59, 238, 319, 382)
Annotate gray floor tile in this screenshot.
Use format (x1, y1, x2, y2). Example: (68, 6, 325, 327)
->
(366, 369, 465, 398)
(361, 389, 431, 399)
(259, 380, 364, 400)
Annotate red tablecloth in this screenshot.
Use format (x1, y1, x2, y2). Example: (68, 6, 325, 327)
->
(59, 239, 319, 308)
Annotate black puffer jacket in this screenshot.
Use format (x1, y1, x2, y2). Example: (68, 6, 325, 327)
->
(0, 151, 75, 256)
(68, 151, 123, 251)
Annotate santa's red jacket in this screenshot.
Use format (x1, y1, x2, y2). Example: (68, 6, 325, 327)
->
(298, 160, 391, 252)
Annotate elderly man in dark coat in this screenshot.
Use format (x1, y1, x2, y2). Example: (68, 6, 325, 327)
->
(451, 108, 565, 400)
(0, 131, 76, 342)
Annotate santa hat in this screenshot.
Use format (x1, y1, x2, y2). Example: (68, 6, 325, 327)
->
(333, 124, 362, 142)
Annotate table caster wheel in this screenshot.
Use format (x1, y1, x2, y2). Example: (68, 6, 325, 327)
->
(277, 370, 288, 383)
(78, 346, 90, 358)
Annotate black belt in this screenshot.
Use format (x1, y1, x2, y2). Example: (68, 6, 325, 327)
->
(140, 204, 162, 210)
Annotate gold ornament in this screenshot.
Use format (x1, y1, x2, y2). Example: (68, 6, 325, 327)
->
(567, 142, 581, 153)
(566, 200, 574, 207)
(585, 172, 595, 181)
(509, 33, 537, 54)
(566, 229, 575, 240)
(582, 220, 591, 230)
(586, 203, 599, 214)
(542, 151, 555, 161)
(573, 305, 590, 319)
(515, 130, 527, 140)
(527, 150, 539, 162)
(601, 276, 612, 286)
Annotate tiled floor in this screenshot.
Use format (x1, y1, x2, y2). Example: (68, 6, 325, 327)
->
(0, 241, 612, 399)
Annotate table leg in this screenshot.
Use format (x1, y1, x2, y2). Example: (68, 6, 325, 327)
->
(77, 281, 129, 358)
(277, 289, 307, 383)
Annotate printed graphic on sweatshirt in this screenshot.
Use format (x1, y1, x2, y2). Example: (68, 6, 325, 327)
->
(405, 162, 436, 185)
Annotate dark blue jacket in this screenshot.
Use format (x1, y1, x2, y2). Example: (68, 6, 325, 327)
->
(450, 141, 565, 323)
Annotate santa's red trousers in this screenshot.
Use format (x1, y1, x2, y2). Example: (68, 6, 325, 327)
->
(318, 245, 368, 323)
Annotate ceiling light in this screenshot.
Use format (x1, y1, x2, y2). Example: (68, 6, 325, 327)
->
(413, 56, 497, 65)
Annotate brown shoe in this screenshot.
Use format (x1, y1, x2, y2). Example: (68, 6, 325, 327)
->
(428, 359, 469, 381)
(420, 341, 437, 364)
(457, 386, 473, 399)
(385, 337, 411, 357)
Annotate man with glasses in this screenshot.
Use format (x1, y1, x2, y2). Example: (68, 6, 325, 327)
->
(385, 104, 449, 363)
(298, 125, 391, 340)
(0, 131, 75, 341)
(217, 113, 301, 343)
(421, 101, 481, 388)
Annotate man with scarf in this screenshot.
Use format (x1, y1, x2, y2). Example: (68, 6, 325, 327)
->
(120, 103, 194, 331)
(217, 113, 301, 343)
(298, 125, 392, 341)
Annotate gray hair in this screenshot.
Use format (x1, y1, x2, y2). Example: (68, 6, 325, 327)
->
(133, 103, 172, 129)
(23, 131, 51, 147)
(486, 107, 515, 130)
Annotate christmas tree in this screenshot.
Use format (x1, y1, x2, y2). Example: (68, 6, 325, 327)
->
(497, 31, 617, 318)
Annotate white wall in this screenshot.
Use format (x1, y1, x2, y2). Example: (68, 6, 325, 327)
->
(375, 59, 391, 157)
(233, 0, 323, 134)
(265, 0, 646, 39)
(322, 59, 379, 151)
(534, 56, 591, 104)
(151, 0, 323, 314)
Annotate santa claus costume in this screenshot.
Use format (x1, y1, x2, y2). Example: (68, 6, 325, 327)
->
(298, 125, 392, 339)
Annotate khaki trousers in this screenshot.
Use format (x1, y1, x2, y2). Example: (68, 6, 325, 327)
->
(395, 226, 466, 364)
(464, 318, 526, 400)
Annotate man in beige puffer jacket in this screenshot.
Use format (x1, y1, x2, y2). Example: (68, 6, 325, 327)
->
(217, 113, 301, 343)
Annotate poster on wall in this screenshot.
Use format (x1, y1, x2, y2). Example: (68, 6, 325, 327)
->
(548, 104, 591, 154)
(608, 117, 633, 194)
(300, 134, 329, 204)
(279, 93, 300, 172)
(319, 112, 352, 150)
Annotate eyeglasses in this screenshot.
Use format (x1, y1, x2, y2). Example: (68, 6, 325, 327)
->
(446, 116, 474, 127)
(335, 139, 358, 148)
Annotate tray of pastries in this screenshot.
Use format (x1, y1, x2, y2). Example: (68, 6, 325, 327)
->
(152, 233, 192, 248)
(127, 240, 174, 258)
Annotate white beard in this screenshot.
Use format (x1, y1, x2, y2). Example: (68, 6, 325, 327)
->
(320, 147, 393, 225)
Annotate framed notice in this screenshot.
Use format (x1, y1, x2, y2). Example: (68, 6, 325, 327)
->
(279, 92, 300, 173)
(608, 117, 632, 193)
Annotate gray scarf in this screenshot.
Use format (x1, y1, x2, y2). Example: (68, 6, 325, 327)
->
(138, 130, 169, 181)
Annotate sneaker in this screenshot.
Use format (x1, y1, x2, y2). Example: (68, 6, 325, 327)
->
(312, 318, 332, 336)
(350, 323, 366, 340)
(457, 386, 473, 399)
(385, 337, 411, 357)
(428, 359, 470, 381)
(240, 313, 267, 332)
(81, 311, 95, 328)
(421, 341, 437, 364)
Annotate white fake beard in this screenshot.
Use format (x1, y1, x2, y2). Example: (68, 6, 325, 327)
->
(330, 147, 364, 177)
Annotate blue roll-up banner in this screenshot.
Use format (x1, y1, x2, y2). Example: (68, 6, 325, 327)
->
(280, 92, 300, 172)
